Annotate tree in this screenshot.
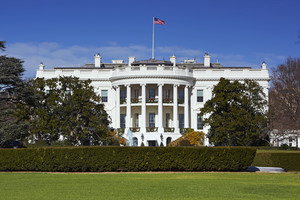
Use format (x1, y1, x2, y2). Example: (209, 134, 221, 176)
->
(0, 41, 28, 147)
(18, 76, 111, 145)
(200, 78, 268, 146)
(269, 57, 300, 145)
(168, 130, 205, 147)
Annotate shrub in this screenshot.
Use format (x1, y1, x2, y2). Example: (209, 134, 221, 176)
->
(0, 147, 256, 172)
(252, 152, 300, 171)
(169, 131, 205, 147)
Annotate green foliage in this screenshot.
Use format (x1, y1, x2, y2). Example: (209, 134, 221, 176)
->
(17, 76, 111, 145)
(0, 41, 29, 147)
(200, 78, 268, 146)
(0, 147, 256, 172)
(169, 131, 205, 147)
(252, 152, 300, 171)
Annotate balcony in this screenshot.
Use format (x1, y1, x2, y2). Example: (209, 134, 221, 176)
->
(178, 98, 184, 104)
(163, 98, 173, 103)
(146, 98, 158, 103)
(120, 98, 126, 104)
(131, 98, 141, 103)
(164, 127, 175, 132)
(130, 127, 140, 132)
(146, 127, 158, 132)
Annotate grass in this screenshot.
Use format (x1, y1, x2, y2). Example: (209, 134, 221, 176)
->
(256, 149, 300, 153)
(0, 172, 299, 200)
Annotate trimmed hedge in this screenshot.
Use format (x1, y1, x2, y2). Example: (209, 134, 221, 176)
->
(252, 152, 300, 172)
(0, 147, 256, 172)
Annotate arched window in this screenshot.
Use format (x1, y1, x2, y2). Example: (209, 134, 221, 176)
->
(133, 137, 138, 146)
(166, 137, 172, 146)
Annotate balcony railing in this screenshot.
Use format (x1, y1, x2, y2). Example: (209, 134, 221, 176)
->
(146, 127, 158, 132)
(130, 127, 140, 132)
(180, 128, 188, 135)
(120, 98, 126, 104)
(146, 98, 158, 103)
(178, 98, 184, 104)
(163, 98, 173, 103)
(164, 127, 175, 132)
(131, 98, 141, 103)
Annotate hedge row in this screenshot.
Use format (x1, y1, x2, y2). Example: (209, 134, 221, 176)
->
(252, 152, 300, 171)
(0, 147, 256, 172)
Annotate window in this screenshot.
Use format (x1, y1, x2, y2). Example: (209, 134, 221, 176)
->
(135, 113, 139, 127)
(197, 89, 203, 102)
(134, 89, 139, 98)
(101, 90, 108, 102)
(149, 113, 155, 128)
(149, 88, 156, 98)
(120, 89, 126, 103)
(166, 137, 172, 146)
(179, 89, 184, 99)
(179, 114, 184, 128)
(165, 113, 171, 128)
(120, 114, 126, 128)
(133, 137, 138, 146)
(197, 114, 203, 129)
(166, 89, 171, 99)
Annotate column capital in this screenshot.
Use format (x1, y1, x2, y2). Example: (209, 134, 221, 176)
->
(140, 83, 146, 87)
(158, 83, 164, 87)
(173, 84, 180, 88)
(125, 84, 131, 87)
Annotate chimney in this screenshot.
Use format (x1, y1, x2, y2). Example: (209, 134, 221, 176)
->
(94, 53, 101, 67)
(261, 61, 267, 70)
(170, 54, 176, 66)
(204, 52, 211, 67)
(128, 57, 136, 66)
(39, 62, 44, 70)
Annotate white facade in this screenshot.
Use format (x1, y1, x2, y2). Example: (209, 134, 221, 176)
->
(36, 53, 270, 146)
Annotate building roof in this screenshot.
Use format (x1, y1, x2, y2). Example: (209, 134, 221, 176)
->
(132, 59, 173, 66)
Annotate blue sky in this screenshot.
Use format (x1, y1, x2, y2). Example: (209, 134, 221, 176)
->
(1, 0, 300, 78)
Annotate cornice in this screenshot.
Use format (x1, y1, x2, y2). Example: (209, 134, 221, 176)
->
(195, 78, 270, 81)
(109, 75, 195, 81)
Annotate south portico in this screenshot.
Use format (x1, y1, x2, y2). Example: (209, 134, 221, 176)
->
(112, 78, 193, 146)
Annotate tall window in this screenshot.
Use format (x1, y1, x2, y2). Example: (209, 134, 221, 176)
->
(120, 114, 126, 128)
(197, 89, 203, 102)
(120, 89, 126, 103)
(149, 88, 156, 98)
(165, 113, 171, 128)
(135, 113, 139, 127)
(179, 114, 184, 128)
(179, 89, 184, 99)
(197, 114, 203, 129)
(133, 137, 138, 146)
(101, 90, 108, 102)
(166, 89, 171, 99)
(134, 89, 139, 98)
(166, 137, 172, 146)
(149, 113, 155, 128)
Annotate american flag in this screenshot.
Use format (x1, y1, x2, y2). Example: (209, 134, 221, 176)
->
(154, 17, 165, 25)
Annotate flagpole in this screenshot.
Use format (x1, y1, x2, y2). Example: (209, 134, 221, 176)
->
(152, 17, 154, 59)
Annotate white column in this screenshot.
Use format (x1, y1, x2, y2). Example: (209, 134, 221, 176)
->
(126, 84, 131, 129)
(173, 84, 179, 133)
(184, 85, 189, 128)
(115, 86, 120, 129)
(158, 84, 163, 133)
(141, 84, 146, 133)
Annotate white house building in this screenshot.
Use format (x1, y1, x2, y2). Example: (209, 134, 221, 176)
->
(36, 53, 270, 146)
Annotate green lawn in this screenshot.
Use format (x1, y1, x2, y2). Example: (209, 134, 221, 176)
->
(0, 172, 299, 200)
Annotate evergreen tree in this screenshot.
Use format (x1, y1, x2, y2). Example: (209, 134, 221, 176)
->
(200, 78, 268, 146)
(0, 41, 28, 147)
(18, 76, 111, 145)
